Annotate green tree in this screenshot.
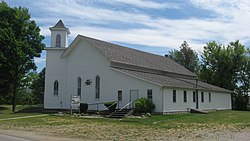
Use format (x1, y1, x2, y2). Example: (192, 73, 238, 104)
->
(237, 48, 250, 95)
(17, 71, 39, 105)
(0, 2, 45, 112)
(199, 40, 246, 91)
(167, 41, 199, 73)
(31, 68, 45, 104)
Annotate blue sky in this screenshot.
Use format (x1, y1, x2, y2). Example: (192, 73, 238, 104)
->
(6, 0, 250, 72)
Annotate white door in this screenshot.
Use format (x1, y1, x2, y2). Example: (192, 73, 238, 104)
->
(129, 90, 139, 108)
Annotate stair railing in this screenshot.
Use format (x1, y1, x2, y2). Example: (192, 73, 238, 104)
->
(107, 101, 118, 110)
(88, 101, 118, 111)
(119, 100, 136, 111)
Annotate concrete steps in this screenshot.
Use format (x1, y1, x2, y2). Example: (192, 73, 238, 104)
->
(109, 109, 133, 118)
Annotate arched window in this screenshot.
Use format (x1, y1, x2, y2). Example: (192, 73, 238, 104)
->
(56, 34, 61, 47)
(54, 80, 59, 95)
(95, 75, 100, 99)
(77, 77, 81, 96)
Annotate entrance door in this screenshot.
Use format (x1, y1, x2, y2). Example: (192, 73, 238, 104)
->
(129, 90, 139, 108)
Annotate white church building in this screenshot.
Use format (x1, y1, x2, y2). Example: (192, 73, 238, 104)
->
(44, 20, 232, 113)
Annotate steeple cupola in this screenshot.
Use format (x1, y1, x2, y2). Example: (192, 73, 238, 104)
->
(49, 20, 70, 48)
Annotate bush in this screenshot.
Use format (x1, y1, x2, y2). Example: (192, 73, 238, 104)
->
(104, 101, 117, 112)
(233, 93, 249, 111)
(80, 103, 88, 113)
(135, 97, 155, 114)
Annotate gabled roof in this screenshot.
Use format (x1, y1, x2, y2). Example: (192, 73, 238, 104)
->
(61, 35, 231, 93)
(83, 36, 196, 77)
(77, 35, 196, 77)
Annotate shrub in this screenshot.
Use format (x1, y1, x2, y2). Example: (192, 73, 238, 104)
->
(80, 103, 88, 113)
(104, 101, 117, 112)
(135, 97, 155, 114)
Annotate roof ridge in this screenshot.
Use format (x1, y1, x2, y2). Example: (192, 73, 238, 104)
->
(79, 34, 178, 61)
(80, 35, 166, 58)
(79, 35, 196, 77)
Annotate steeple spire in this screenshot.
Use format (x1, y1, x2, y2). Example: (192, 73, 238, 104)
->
(53, 20, 66, 28)
(49, 20, 70, 48)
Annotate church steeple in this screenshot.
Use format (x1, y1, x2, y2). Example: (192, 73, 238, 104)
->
(49, 20, 70, 48)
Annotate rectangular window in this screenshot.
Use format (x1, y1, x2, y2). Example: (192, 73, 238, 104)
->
(201, 92, 204, 102)
(183, 91, 187, 102)
(193, 91, 196, 102)
(209, 92, 211, 102)
(173, 90, 176, 103)
(77, 77, 81, 96)
(118, 90, 122, 101)
(147, 89, 153, 101)
(95, 76, 100, 99)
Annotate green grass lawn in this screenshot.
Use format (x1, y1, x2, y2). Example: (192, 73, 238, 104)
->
(0, 105, 43, 119)
(0, 106, 250, 140)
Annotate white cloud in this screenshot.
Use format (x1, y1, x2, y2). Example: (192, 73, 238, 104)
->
(28, 0, 250, 53)
(108, 0, 181, 9)
(34, 58, 46, 64)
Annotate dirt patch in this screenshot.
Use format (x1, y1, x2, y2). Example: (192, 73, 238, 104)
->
(1, 127, 250, 141)
(0, 130, 82, 141)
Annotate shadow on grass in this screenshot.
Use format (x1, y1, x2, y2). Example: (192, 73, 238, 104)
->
(0, 106, 8, 111)
(15, 106, 44, 113)
(0, 106, 8, 114)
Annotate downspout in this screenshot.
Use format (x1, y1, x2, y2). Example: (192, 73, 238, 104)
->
(196, 78, 199, 109)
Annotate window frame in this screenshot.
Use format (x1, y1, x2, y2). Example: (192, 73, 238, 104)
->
(56, 34, 61, 47)
(118, 90, 122, 101)
(95, 75, 100, 99)
(209, 92, 211, 102)
(77, 77, 81, 96)
(183, 91, 187, 102)
(201, 92, 204, 102)
(193, 91, 196, 102)
(54, 80, 59, 96)
(173, 90, 176, 103)
(147, 89, 153, 101)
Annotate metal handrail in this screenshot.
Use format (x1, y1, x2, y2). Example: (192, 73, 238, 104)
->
(107, 101, 118, 109)
(87, 101, 118, 111)
(119, 100, 136, 111)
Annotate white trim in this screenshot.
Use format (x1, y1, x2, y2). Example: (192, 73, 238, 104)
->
(61, 35, 82, 58)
